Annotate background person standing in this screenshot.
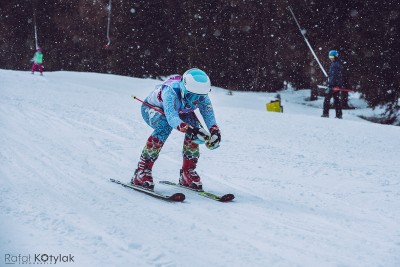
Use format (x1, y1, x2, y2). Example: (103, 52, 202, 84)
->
(322, 50, 343, 119)
(31, 47, 44, 75)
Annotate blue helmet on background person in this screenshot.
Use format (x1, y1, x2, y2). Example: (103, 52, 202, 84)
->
(328, 50, 339, 59)
(180, 68, 211, 105)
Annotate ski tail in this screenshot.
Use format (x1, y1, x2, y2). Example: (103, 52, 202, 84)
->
(159, 180, 235, 202)
(110, 179, 185, 202)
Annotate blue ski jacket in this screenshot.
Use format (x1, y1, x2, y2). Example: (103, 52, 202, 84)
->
(328, 60, 343, 88)
(144, 75, 217, 132)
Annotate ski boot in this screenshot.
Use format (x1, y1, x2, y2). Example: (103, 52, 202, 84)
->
(179, 159, 202, 190)
(131, 168, 154, 190)
(321, 114, 329, 118)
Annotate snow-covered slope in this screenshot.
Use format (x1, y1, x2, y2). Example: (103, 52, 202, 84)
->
(1, 69, 399, 267)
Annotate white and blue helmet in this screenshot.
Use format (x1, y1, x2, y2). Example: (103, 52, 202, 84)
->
(180, 68, 211, 98)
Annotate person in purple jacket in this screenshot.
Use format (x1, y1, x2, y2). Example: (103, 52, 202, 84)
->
(132, 68, 221, 190)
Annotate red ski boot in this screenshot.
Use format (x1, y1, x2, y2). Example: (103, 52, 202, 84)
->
(179, 159, 202, 190)
(132, 168, 154, 190)
(131, 161, 155, 190)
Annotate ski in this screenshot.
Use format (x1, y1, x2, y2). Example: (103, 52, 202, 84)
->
(110, 179, 185, 202)
(159, 181, 235, 202)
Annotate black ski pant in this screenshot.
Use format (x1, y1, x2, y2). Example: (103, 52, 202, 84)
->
(323, 90, 342, 117)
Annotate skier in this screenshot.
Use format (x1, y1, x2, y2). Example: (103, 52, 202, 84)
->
(31, 47, 44, 75)
(321, 50, 343, 119)
(132, 68, 221, 190)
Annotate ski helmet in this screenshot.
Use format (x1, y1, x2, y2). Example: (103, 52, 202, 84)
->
(328, 50, 338, 58)
(36, 47, 42, 52)
(180, 68, 211, 97)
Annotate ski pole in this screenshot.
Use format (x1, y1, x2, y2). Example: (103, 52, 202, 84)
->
(317, 85, 355, 92)
(288, 6, 328, 78)
(332, 87, 355, 93)
(131, 95, 165, 115)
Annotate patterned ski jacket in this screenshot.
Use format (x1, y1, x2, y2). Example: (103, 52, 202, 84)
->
(145, 75, 217, 132)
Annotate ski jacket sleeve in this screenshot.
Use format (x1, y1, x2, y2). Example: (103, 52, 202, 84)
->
(198, 96, 217, 130)
(161, 87, 187, 131)
(161, 87, 218, 133)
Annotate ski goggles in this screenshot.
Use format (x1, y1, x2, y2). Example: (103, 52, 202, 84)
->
(184, 91, 207, 105)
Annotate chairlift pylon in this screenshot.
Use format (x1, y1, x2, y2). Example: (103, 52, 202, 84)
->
(32, 0, 39, 49)
(104, 0, 112, 49)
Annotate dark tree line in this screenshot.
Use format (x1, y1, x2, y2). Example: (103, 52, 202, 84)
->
(1, 0, 399, 120)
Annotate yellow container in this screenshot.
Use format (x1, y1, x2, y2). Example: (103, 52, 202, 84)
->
(266, 101, 282, 113)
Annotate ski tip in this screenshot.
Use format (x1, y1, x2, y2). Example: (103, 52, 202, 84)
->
(170, 193, 186, 202)
(219, 194, 235, 202)
(109, 178, 121, 184)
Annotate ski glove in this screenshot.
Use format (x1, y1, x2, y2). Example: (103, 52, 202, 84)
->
(186, 125, 210, 144)
(206, 125, 221, 150)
